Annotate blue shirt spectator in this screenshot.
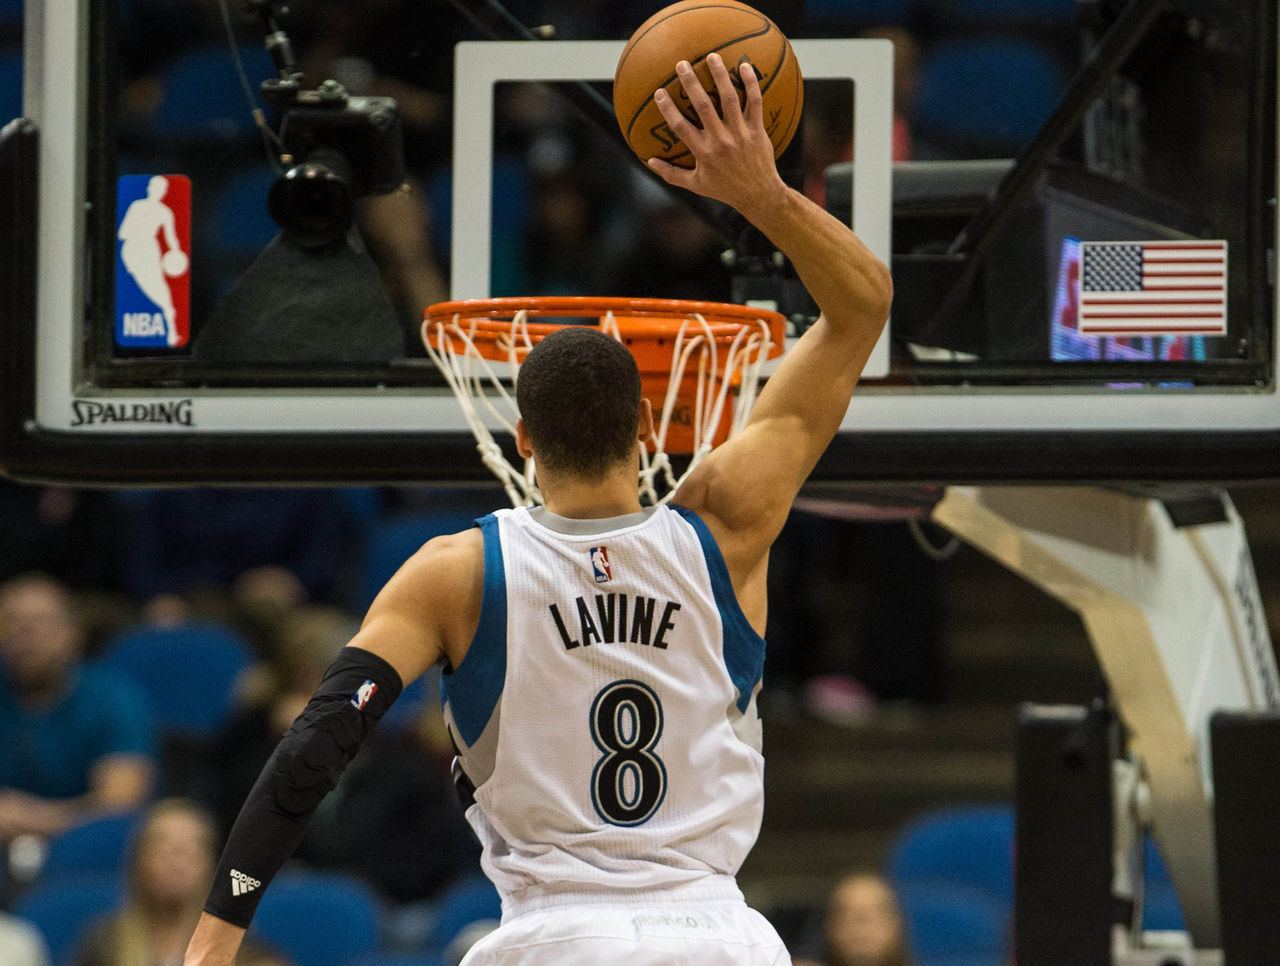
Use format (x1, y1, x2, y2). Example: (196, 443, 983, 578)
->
(0, 575, 155, 841)
(0, 663, 155, 800)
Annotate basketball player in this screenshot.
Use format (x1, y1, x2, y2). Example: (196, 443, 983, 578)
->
(185, 53, 891, 966)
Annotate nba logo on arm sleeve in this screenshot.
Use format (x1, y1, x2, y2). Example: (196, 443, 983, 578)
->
(115, 175, 191, 349)
(591, 546, 613, 583)
(351, 680, 378, 710)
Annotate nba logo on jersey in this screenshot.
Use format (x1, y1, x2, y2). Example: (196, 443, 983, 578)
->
(115, 174, 192, 349)
(590, 546, 612, 583)
(351, 680, 378, 710)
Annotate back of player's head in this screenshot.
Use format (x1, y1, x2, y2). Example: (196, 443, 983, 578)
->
(516, 327, 642, 478)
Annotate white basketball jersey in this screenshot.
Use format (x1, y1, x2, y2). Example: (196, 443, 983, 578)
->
(442, 504, 767, 914)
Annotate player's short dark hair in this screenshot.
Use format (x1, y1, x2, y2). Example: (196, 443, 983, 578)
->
(516, 326, 642, 478)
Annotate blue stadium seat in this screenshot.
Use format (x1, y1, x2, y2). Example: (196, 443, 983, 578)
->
(353, 511, 480, 614)
(0, 48, 21, 124)
(914, 39, 1067, 156)
(41, 811, 140, 879)
(806, 0, 927, 25)
(99, 621, 253, 737)
(428, 874, 502, 955)
(337, 487, 386, 527)
(341, 954, 446, 966)
(1142, 833, 1186, 931)
(146, 43, 276, 142)
(920, 955, 1007, 966)
(887, 803, 1015, 911)
(425, 169, 452, 264)
(897, 880, 1008, 962)
(425, 157, 530, 297)
(12, 872, 122, 966)
(945, 0, 1076, 27)
(489, 157, 530, 296)
(249, 870, 383, 966)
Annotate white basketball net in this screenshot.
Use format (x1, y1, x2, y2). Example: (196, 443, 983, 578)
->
(423, 308, 777, 507)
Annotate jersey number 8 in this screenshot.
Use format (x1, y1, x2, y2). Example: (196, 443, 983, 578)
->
(590, 679, 668, 826)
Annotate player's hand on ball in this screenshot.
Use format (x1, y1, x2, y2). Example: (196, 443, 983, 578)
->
(648, 53, 787, 219)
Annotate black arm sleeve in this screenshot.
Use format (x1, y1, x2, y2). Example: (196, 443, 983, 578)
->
(203, 646, 404, 927)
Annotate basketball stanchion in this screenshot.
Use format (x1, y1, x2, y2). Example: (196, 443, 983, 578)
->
(423, 296, 785, 507)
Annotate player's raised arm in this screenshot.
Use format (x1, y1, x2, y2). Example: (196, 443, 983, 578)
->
(652, 53, 892, 572)
(184, 530, 482, 966)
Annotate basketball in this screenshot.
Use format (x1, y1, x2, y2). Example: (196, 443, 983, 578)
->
(162, 249, 188, 277)
(613, 0, 804, 168)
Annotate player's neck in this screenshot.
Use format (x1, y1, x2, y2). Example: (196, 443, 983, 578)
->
(539, 465, 643, 519)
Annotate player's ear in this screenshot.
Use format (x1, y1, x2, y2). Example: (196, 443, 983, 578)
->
(637, 398, 655, 444)
(515, 417, 534, 459)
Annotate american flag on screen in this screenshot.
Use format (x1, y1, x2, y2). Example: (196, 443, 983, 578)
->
(1077, 240, 1227, 337)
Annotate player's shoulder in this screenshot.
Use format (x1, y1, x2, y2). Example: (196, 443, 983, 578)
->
(410, 525, 484, 574)
(674, 430, 793, 536)
(377, 524, 484, 607)
(361, 524, 485, 655)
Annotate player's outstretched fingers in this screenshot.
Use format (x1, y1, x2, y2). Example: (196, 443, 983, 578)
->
(649, 86, 698, 189)
(674, 59, 723, 133)
(736, 60, 764, 129)
(654, 84, 699, 154)
(705, 53, 742, 124)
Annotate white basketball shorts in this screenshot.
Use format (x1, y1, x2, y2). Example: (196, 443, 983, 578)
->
(458, 898, 792, 966)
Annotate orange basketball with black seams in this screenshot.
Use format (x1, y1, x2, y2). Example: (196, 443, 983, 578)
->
(613, 0, 804, 168)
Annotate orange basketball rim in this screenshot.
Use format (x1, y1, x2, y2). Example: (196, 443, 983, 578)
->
(422, 296, 786, 506)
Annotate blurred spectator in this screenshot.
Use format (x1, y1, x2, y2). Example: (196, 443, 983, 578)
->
(794, 871, 912, 966)
(860, 26, 919, 163)
(0, 911, 49, 966)
(801, 25, 918, 209)
(223, 566, 313, 663)
(329, 708, 482, 906)
(0, 482, 127, 594)
(765, 514, 946, 722)
(801, 81, 855, 209)
(604, 172, 732, 302)
(72, 798, 288, 966)
(525, 169, 617, 296)
(120, 489, 358, 611)
(359, 180, 450, 342)
(300, 0, 457, 175)
(0, 575, 155, 842)
(300, 0, 454, 339)
(119, 0, 230, 77)
(519, 112, 638, 297)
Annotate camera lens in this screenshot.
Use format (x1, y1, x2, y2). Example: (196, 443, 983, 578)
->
(268, 151, 355, 248)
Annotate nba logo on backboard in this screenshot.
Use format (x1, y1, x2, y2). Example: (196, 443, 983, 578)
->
(115, 174, 191, 349)
(590, 546, 612, 583)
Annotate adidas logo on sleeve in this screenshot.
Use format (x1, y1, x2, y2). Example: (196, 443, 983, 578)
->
(230, 869, 261, 896)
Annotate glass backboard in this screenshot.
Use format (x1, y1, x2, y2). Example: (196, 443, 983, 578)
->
(1, 0, 1276, 485)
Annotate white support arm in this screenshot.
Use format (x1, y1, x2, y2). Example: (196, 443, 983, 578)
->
(932, 485, 1280, 951)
